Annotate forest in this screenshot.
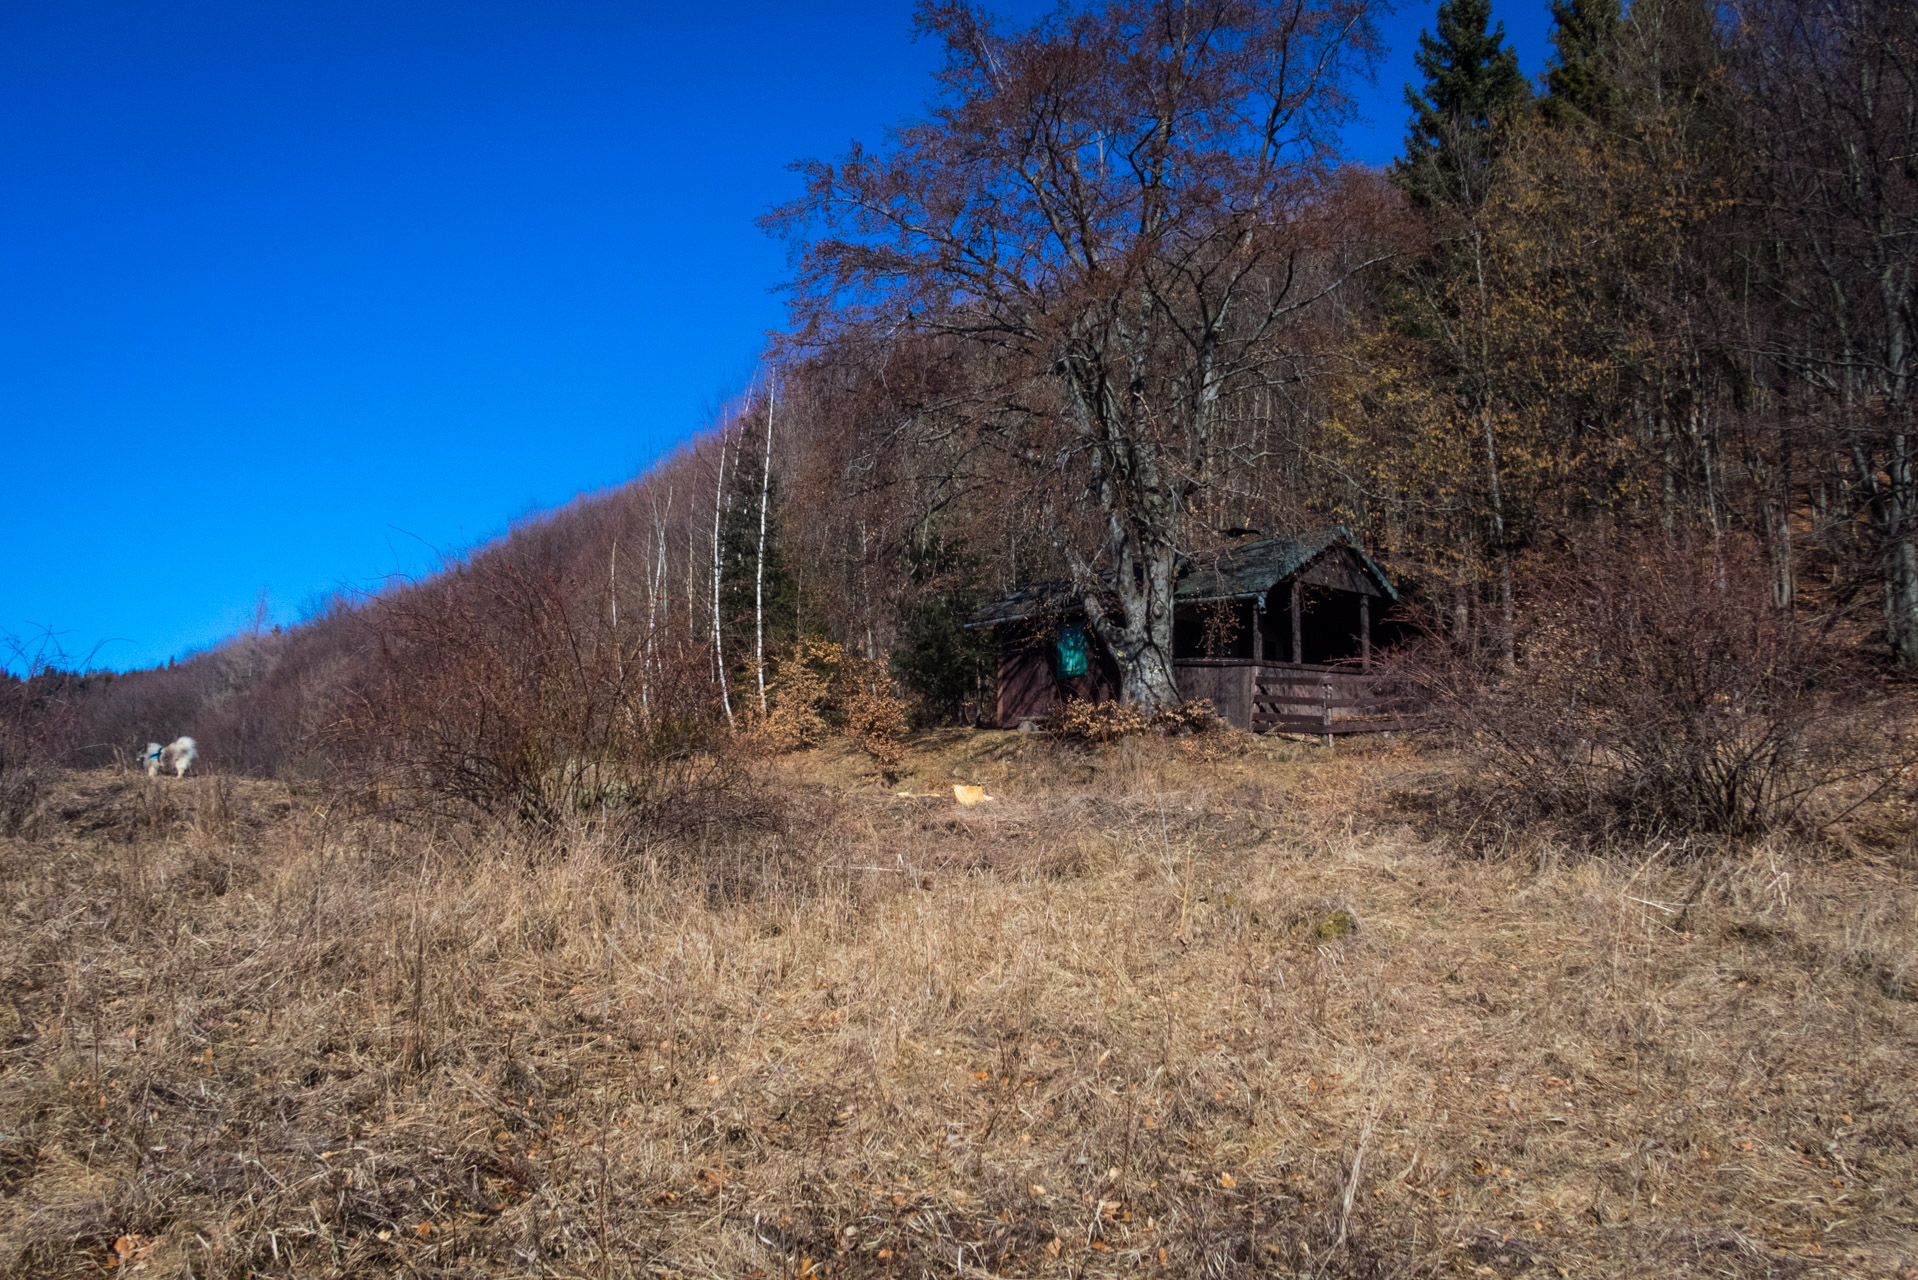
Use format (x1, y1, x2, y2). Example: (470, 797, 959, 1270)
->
(5, 0, 1914, 833)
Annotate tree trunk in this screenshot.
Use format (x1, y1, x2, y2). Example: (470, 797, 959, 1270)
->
(1886, 531, 1918, 667)
(754, 379, 775, 715)
(1855, 431, 1918, 668)
(710, 429, 735, 729)
(1880, 434, 1918, 667)
(1080, 528, 1181, 711)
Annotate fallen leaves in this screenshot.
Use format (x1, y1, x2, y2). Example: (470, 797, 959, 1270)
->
(108, 1235, 154, 1268)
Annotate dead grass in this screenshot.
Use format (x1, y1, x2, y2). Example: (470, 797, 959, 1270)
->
(0, 736, 1914, 1278)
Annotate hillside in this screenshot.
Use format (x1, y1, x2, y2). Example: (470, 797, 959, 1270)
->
(2, 734, 1913, 1278)
(4, 1, 1915, 1274)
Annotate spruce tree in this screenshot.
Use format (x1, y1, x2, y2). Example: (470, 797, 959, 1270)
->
(891, 534, 994, 727)
(1398, 0, 1528, 206)
(1540, 0, 1621, 126)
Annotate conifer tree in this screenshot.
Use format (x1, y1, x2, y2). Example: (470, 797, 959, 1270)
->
(1399, 0, 1528, 205)
(1540, 0, 1620, 126)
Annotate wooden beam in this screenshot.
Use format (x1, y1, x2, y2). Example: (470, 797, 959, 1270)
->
(1290, 580, 1302, 663)
(1360, 594, 1371, 671)
(1299, 555, 1384, 596)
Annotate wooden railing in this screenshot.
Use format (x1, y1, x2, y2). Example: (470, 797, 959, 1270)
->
(1174, 659, 1422, 736)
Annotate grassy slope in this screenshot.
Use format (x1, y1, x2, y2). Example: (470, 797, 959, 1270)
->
(0, 735, 1913, 1279)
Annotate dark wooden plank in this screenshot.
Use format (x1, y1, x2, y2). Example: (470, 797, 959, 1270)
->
(1178, 660, 1254, 731)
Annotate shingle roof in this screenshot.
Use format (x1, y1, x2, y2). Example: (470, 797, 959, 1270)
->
(969, 527, 1397, 626)
(1175, 528, 1398, 603)
(968, 578, 1084, 627)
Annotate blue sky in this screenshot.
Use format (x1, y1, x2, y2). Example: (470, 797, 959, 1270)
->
(2, 0, 1554, 674)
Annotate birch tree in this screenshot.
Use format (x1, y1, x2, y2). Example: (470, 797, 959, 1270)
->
(755, 377, 776, 715)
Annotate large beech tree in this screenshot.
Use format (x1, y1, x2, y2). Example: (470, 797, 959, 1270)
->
(769, 0, 1384, 708)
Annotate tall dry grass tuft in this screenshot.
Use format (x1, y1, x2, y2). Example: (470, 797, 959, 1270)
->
(1, 735, 1913, 1278)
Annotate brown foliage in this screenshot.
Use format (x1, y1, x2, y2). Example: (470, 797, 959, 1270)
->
(1056, 697, 1223, 744)
(757, 640, 910, 766)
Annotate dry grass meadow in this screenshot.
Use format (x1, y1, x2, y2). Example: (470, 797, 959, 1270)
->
(1, 732, 1915, 1279)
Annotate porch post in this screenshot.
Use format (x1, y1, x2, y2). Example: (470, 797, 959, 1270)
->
(1360, 594, 1372, 671)
(1252, 597, 1264, 662)
(1290, 580, 1302, 664)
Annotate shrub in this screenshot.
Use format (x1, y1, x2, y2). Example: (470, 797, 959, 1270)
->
(1408, 537, 1906, 841)
(1056, 697, 1222, 743)
(759, 640, 910, 765)
(759, 639, 840, 750)
(1, 631, 92, 836)
(329, 550, 734, 831)
(840, 654, 911, 766)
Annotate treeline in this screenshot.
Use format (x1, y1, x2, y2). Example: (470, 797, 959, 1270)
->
(7, 0, 1913, 820)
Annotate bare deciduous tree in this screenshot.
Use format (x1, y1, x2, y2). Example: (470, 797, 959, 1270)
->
(1738, 0, 1918, 662)
(770, 0, 1385, 707)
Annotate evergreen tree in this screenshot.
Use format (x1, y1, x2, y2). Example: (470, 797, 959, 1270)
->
(891, 535, 994, 727)
(1398, 0, 1528, 206)
(1540, 0, 1621, 126)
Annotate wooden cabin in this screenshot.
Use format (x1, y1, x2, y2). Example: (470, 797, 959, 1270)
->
(972, 529, 1413, 734)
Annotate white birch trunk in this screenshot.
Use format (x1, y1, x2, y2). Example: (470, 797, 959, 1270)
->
(711, 430, 735, 729)
(755, 377, 775, 715)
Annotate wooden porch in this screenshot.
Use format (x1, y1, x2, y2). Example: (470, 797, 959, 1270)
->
(1175, 659, 1421, 736)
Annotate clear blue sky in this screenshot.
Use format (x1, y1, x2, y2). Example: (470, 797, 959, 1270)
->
(2, 0, 1553, 674)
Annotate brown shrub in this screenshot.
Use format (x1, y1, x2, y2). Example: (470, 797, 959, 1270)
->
(1403, 537, 1910, 842)
(758, 638, 840, 750)
(840, 654, 910, 765)
(1056, 697, 1222, 743)
(758, 640, 910, 765)
(328, 549, 741, 835)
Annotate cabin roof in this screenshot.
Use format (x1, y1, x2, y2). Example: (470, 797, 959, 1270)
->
(969, 578, 1083, 628)
(969, 527, 1397, 626)
(1175, 528, 1398, 603)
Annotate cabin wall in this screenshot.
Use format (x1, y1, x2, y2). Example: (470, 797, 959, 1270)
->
(995, 640, 1055, 728)
(993, 624, 1120, 728)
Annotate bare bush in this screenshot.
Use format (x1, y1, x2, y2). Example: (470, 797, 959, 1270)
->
(1406, 538, 1909, 841)
(330, 549, 741, 835)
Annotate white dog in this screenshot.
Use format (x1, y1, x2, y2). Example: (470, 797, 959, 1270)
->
(144, 737, 198, 778)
